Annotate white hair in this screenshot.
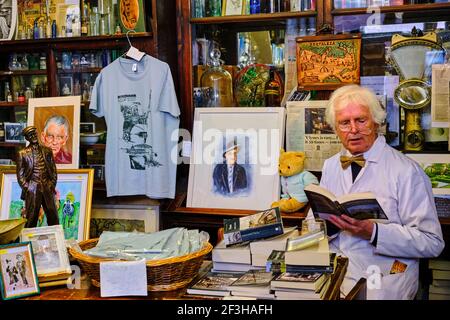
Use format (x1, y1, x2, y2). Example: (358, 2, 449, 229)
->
(326, 85, 386, 132)
(43, 115, 70, 136)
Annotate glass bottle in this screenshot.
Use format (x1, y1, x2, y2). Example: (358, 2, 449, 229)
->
(200, 48, 234, 107)
(250, 0, 261, 14)
(46, 18, 52, 38)
(18, 88, 26, 103)
(52, 20, 57, 38)
(5, 82, 12, 102)
(25, 87, 34, 101)
(206, 0, 221, 17)
(33, 20, 39, 39)
(34, 83, 42, 98)
(264, 67, 281, 107)
(43, 82, 48, 97)
(73, 80, 81, 96)
(193, 0, 205, 18)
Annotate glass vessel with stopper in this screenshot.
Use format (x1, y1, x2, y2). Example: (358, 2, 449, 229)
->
(200, 48, 234, 108)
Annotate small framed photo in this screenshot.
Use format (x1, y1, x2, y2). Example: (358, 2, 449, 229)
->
(89, 164, 105, 181)
(80, 122, 96, 134)
(0, 242, 40, 300)
(90, 204, 159, 238)
(20, 225, 71, 280)
(59, 76, 73, 96)
(222, 0, 245, 16)
(0, 0, 17, 41)
(4, 122, 25, 143)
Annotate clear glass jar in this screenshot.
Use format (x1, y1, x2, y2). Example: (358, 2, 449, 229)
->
(40, 56, 47, 70)
(200, 48, 234, 107)
(25, 87, 34, 101)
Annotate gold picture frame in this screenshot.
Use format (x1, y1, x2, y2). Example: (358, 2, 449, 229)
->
(0, 169, 94, 242)
(296, 33, 361, 90)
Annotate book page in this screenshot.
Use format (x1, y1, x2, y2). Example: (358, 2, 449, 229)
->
(431, 65, 450, 127)
(286, 102, 341, 171)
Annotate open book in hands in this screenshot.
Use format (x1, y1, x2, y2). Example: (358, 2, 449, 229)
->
(304, 184, 388, 222)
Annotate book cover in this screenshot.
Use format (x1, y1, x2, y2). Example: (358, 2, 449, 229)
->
(231, 270, 275, 286)
(284, 236, 330, 266)
(186, 271, 243, 297)
(212, 241, 251, 264)
(266, 251, 336, 273)
(304, 184, 388, 221)
(223, 207, 284, 246)
(271, 272, 324, 291)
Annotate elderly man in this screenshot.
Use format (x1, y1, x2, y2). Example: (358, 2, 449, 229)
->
(40, 115, 72, 164)
(16, 126, 59, 228)
(311, 84, 444, 300)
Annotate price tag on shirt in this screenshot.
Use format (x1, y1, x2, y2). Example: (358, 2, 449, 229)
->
(126, 46, 145, 61)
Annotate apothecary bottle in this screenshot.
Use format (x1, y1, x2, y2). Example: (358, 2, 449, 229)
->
(206, 0, 222, 17)
(200, 48, 234, 108)
(264, 67, 281, 107)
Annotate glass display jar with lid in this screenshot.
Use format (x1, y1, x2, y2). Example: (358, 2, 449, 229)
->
(200, 48, 234, 108)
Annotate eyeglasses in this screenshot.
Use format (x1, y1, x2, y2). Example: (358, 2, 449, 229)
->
(337, 117, 373, 134)
(45, 134, 66, 142)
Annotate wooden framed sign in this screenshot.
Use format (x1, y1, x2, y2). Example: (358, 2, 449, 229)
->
(296, 33, 361, 90)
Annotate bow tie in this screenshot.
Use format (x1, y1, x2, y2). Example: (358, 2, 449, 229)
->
(340, 155, 365, 170)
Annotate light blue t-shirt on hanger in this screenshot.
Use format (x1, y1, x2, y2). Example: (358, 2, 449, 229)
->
(90, 55, 180, 199)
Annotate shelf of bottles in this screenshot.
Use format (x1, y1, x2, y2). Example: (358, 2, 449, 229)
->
(191, 0, 317, 24)
(332, 0, 450, 14)
(55, 49, 121, 102)
(0, 52, 48, 108)
(16, 0, 123, 42)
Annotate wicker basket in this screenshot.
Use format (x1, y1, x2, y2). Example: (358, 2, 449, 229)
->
(69, 238, 213, 291)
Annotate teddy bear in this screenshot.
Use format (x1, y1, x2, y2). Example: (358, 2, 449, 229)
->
(271, 149, 319, 213)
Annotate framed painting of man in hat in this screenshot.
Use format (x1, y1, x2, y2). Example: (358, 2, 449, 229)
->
(187, 108, 285, 210)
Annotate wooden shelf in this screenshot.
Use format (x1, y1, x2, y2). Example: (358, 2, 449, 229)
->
(0, 32, 153, 50)
(0, 102, 28, 108)
(332, 2, 450, 15)
(80, 143, 106, 149)
(190, 11, 317, 24)
(57, 68, 102, 74)
(0, 142, 25, 147)
(0, 70, 47, 76)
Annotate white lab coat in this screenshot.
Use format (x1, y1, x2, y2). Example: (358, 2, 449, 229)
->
(309, 136, 444, 300)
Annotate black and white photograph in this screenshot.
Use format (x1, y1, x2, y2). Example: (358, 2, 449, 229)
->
(0, 0, 17, 41)
(80, 122, 96, 134)
(59, 76, 73, 96)
(4, 122, 24, 142)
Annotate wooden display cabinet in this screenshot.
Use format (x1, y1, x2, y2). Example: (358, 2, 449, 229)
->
(168, 0, 450, 239)
(0, 0, 177, 194)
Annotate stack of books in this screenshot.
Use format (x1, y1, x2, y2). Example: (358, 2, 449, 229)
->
(271, 272, 331, 300)
(428, 259, 450, 300)
(226, 270, 276, 299)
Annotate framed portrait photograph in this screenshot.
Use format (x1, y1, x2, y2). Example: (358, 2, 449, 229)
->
(0, 0, 17, 41)
(59, 76, 73, 96)
(4, 122, 25, 143)
(20, 225, 71, 279)
(0, 169, 94, 242)
(187, 107, 285, 210)
(0, 242, 40, 300)
(27, 96, 81, 169)
(296, 33, 361, 90)
(222, 0, 245, 16)
(405, 153, 450, 195)
(89, 204, 160, 238)
(80, 122, 96, 134)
